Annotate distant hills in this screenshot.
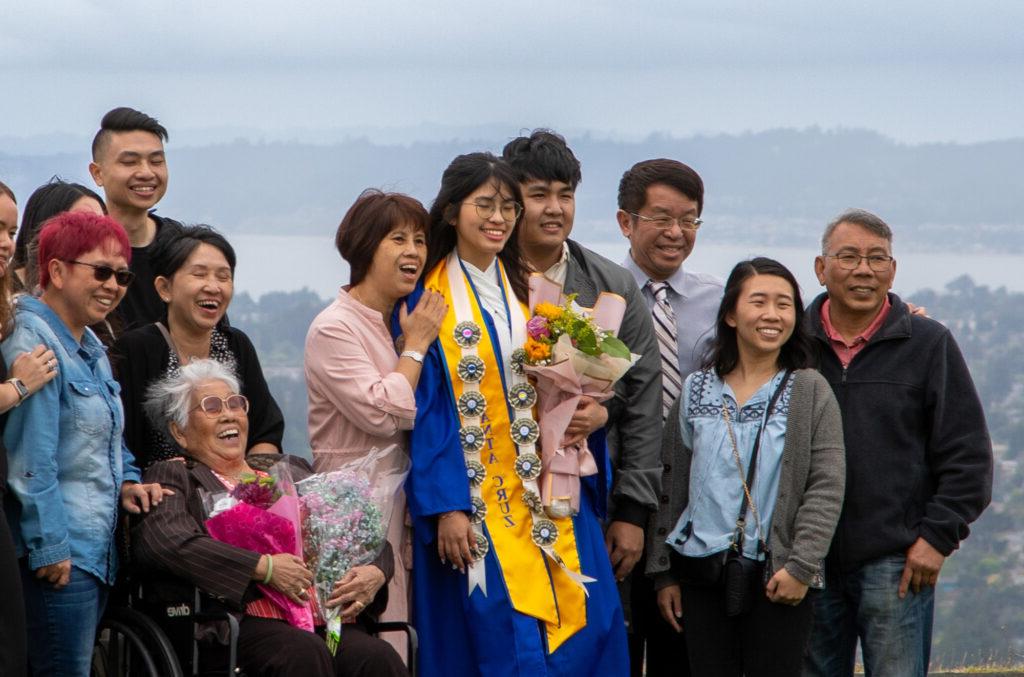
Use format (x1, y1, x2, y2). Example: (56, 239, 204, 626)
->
(2, 127, 1022, 251)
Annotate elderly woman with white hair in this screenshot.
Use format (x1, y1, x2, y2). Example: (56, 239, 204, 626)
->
(132, 359, 407, 677)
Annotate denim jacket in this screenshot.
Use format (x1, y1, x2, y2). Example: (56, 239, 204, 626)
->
(2, 296, 141, 584)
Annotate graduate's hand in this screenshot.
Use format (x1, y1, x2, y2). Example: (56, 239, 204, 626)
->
(656, 584, 683, 633)
(437, 510, 475, 574)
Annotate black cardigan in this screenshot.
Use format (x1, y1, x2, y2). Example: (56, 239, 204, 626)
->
(111, 323, 285, 469)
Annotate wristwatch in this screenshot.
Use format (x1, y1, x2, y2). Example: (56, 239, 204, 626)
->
(400, 350, 425, 364)
(6, 377, 29, 404)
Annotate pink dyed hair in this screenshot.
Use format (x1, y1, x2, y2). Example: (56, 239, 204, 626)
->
(37, 211, 131, 289)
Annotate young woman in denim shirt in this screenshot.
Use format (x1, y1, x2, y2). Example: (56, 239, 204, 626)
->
(2, 211, 166, 677)
(646, 258, 845, 677)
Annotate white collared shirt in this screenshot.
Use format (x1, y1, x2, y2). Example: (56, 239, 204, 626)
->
(541, 243, 571, 286)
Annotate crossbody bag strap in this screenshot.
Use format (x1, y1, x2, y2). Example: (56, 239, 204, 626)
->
(725, 369, 791, 554)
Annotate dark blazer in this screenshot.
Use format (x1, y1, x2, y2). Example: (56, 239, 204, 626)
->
(132, 455, 393, 619)
(563, 239, 662, 525)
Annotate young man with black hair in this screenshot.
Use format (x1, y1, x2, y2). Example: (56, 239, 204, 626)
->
(502, 131, 664, 677)
(89, 106, 182, 332)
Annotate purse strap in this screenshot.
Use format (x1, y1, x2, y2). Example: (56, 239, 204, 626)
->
(721, 369, 791, 555)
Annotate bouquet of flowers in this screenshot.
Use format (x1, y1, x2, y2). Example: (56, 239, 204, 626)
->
(522, 275, 640, 517)
(203, 466, 312, 631)
(296, 445, 408, 654)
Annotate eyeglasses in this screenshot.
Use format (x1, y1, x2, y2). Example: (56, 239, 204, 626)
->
(627, 212, 703, 231)
(826, 253, 894, 272)
(191, 394, 249, 418)
(66, 260, 135, 287)
(461, 199, 523, 223)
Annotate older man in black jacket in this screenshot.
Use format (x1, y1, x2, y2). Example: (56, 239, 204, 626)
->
(803, 209, 993, 677)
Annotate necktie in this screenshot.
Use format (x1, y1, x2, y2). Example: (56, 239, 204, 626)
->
(648, 281, 682, 421)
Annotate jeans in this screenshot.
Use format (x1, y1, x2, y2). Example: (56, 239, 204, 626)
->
(20, 559, 109, 677)
(803, 554, 934, 677)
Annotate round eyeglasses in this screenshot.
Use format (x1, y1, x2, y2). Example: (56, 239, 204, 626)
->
(191, 394, 250, 418)
(461, 199, 523, 223)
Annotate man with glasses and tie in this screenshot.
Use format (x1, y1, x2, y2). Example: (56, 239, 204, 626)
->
(502, 132, 664, 676)
(617, 158, 719, 675)
(802, 209, 993, 677)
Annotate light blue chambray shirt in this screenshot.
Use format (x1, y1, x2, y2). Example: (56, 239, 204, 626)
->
(2, 296, 141, 584)
(621, 254, 724, 379)
(666, 369, 792, 560)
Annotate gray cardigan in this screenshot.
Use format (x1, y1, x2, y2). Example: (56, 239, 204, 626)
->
(645, 368, 846, 589)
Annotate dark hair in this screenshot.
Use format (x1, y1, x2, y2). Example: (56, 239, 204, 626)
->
(618, 158, 704, 215)
(0, 180, 15, 335)
(38, 212, 130, 289)
(149, 224, 236, 284)
(821, 208, 893, 254)
(14, 179, 107, 270)
(705, 257, 815, 377)
(336, 190, 429, 286)
(501, 129, 582, 189)
(92, 107, 169, 159)
(424, 153, 529, 303)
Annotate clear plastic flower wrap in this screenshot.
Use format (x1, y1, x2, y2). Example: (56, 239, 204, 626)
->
(201, 463, 311, 630)
(295, 444, 409, 653)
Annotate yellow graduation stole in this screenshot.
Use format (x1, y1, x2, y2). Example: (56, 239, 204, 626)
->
(425, 252, 590, 651)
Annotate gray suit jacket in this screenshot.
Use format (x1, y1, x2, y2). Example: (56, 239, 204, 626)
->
(564, 239, 662, 525)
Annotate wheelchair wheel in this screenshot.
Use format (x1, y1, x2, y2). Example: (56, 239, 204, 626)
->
(93, 606, 184, 677)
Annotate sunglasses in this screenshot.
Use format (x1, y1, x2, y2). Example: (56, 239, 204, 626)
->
(191, 394, 249, 418)
(66, 260, 135, 287)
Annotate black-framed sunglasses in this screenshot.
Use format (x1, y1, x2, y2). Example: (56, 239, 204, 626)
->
(191, 394, 250, 418)
(66, 260, 135, 287)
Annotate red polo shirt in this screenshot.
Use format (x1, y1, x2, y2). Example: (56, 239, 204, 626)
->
(820, 296, 892, 368)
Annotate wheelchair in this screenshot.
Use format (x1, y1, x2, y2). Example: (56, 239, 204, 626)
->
(92, 575, 418, 677)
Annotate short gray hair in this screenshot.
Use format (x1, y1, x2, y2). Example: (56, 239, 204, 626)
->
(821, 208, 893, 254)
(144, 359, 241, 435)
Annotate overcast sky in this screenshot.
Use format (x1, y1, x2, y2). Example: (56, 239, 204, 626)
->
(2, 0, 1022, 146)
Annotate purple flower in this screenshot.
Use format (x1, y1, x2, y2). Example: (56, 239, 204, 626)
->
(527, 316, 551, 339)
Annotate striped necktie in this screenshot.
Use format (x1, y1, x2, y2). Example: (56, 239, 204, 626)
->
(648, 280, 682, 421)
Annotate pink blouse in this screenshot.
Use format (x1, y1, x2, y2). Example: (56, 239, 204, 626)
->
(304, 288, 416, 453)
(304, 287, 415, 662)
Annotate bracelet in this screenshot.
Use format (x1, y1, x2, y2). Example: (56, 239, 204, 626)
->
(262, 555, 274, 584)
(400, 350, 425, 364)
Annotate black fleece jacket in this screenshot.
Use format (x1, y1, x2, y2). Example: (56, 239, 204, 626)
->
(806, 292, 992, 571)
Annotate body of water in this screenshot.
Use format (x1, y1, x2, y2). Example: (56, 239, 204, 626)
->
(231, 234, 1024, 302)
